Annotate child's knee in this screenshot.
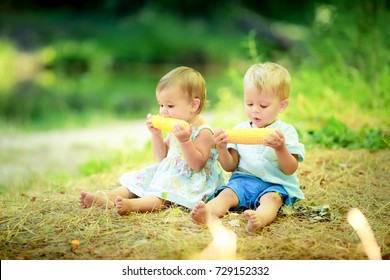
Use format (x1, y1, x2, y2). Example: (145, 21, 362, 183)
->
(219, 188, 238, 201)
(261, 192, 283, 206)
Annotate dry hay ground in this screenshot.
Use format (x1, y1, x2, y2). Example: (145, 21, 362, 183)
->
(0, 147, 389, 260)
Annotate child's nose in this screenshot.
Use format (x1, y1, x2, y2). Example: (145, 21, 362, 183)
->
(159, 107, 169, 117)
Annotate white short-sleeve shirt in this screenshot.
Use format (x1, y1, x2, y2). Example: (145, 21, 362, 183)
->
(228, 119, 305, 201)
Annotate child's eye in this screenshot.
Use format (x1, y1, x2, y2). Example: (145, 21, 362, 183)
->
(159, 104, 174, 108)
(246, 103, 253, 107)
(260, 105, 268, 108)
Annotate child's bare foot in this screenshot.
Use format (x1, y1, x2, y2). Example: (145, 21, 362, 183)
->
(243, 210, 266, 233)
(79, 191, 89, 208)
(115, 196, 134, 215)
(190, 201, 209, 224)
(79, 191, 114, 209)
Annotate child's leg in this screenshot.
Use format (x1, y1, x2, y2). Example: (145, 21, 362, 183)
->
(79, 186, 134, 208)
(243, 192, 282, 233)
(115, 195, 168, 215)
(191, 188, 239, 224)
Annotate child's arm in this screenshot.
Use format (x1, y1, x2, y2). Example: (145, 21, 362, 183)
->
(146, 114, 168, 161)
(175, 124, 213, 172)
(264, 129, 298, 175)
(174, 124, 213, 172)
(214, 128, 239, 172)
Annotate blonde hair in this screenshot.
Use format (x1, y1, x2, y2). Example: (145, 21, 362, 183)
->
(156, 66, 207, 113)
(244, 62, 291, 100)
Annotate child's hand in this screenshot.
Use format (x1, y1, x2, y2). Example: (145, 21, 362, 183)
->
(146, 113, 161, 135)
(214, 128, 228, 149)
(173, 123, 192, 143)
(263, 129, 285, 150)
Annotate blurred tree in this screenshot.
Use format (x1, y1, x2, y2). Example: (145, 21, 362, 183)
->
(0, 0, 146, 15)
(6, 0, 382, 19)
(240, 0, 314, 21)
(147, 0, 226, 17)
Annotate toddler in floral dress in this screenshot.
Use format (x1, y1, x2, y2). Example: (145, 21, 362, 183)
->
(79, 66, 225, 215)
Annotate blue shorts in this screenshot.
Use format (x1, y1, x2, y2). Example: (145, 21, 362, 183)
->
(214, 173, 290, 210)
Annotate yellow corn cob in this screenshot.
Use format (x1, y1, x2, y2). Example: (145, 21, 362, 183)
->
(225, 128, 275, 144)
(150, 115, 189, 132)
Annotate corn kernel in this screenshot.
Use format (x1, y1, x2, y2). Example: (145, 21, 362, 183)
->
(225, 128, 274, 144)
(151, 115, 189, 132)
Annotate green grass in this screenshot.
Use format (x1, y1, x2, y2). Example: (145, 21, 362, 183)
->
(79, 144, 154, 176)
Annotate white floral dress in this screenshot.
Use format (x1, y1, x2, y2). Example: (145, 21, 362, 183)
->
(119, 125, 226, 209)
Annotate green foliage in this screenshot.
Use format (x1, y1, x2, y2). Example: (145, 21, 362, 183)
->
(360, 125, 390, 150)
(0, 10, 245, 129)
(1, 3, 389, 152)
(307, 117, 389, 150)
(301, 2, 390, 110)
(309, 117, 360, 149)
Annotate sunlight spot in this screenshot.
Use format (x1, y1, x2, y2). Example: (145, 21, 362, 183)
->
(314, 5, 335, 29)
(191, 219, 237, 260)
(347, 208, 382, 260)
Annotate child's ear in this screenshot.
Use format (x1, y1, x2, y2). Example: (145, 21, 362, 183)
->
(191, 98, 201, 112)
(279, 99, 289, 112)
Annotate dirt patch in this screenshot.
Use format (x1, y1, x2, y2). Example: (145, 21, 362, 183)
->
(0, 120, 149, 186)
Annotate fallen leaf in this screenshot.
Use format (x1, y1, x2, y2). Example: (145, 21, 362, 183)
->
(70, 240, 80, 252)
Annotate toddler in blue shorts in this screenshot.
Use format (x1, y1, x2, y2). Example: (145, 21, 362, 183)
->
(191, 62, 305, 232)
